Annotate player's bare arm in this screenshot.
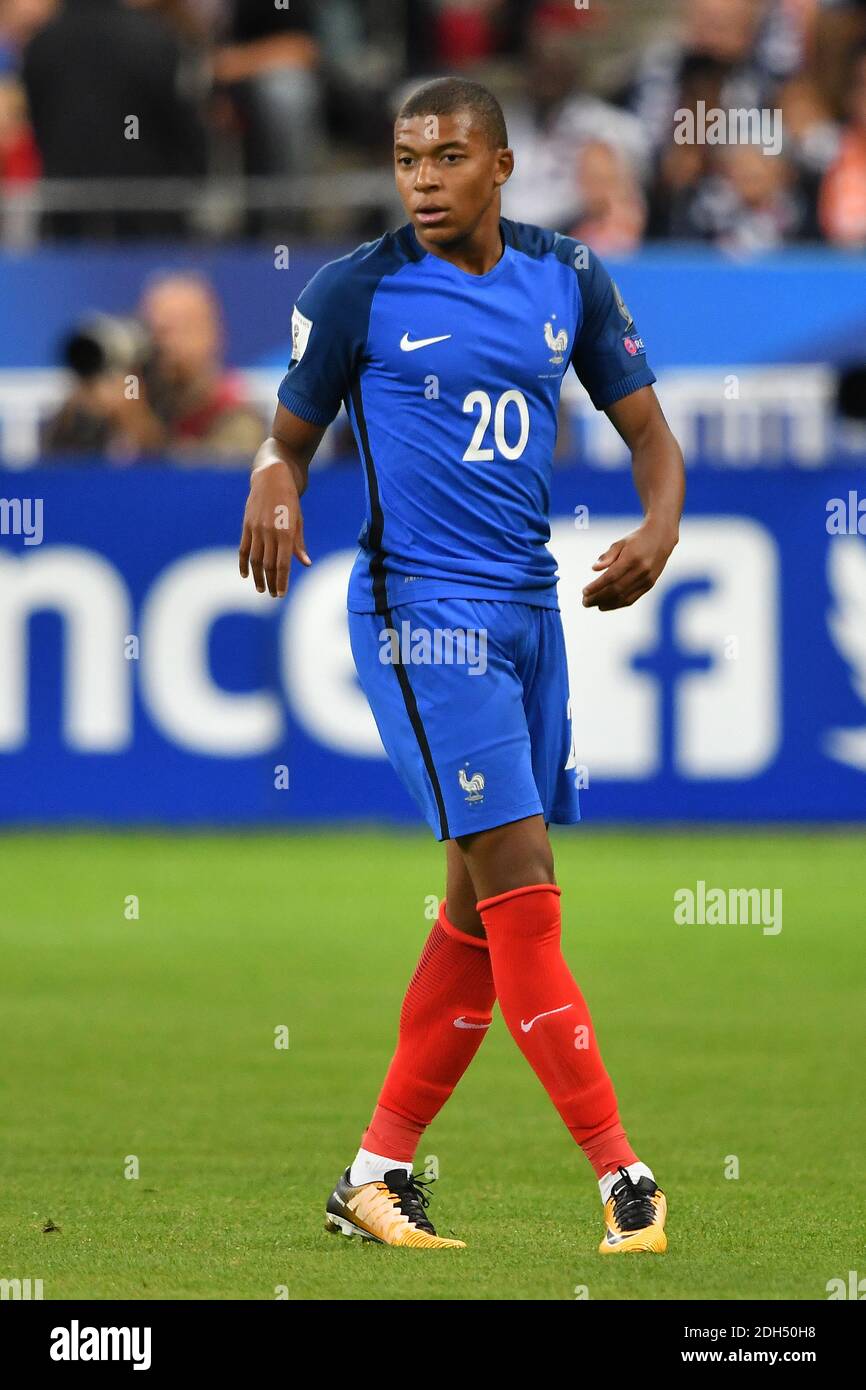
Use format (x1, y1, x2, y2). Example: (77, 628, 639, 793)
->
(582, 384, 685, 612)
(238, 402, 323, 598)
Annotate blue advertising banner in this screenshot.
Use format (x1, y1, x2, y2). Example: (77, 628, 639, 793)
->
(1, 463, 865, 824)
(3, 245, 866, 371)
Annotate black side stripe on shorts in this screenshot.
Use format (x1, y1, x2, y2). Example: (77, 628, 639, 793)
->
(350, 379, 451, 840)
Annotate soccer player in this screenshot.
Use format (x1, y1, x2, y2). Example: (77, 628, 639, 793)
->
(239, 78, 685, 1253)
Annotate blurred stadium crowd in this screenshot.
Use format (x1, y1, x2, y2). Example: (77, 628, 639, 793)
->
(1, 0, 866, 249)
(2, 0, 865, 465)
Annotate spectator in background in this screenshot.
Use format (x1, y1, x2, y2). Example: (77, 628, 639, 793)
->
(777, 71, 840, 177)
(44, 274, 264, 464)
(0, 0, 57, 60)
(140, 272, 265, 462)
(811, 0, 866, 119)
(620, 0, 789, 160)
(0, 67, 39, 186)
(685, 144, 816, 250)
(213, 0, 322, 199)
(641, 15, 826, 247)
(400, 0, 533, 75)
(568, 140, 646, 254)
(125, 0, 219, 46)
(21, 0, 207, 238)
(819, 43, 866, 244)
(503, 3, 648, 233)
(644, 54, 728, 238)
(431, 0, 508, 68)
(43, 313, 167, 462)
(0, 0, 51, 190)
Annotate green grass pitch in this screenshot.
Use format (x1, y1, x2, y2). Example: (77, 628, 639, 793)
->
(0, 827, 863, 1301)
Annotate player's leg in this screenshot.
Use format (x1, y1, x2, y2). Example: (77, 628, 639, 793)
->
(325, 844, 494, 1247)
(458, 810, 631, 1173)
(325, 603, 508, 1247)
(442, 837, 486, 938)
(326, 877, 493, 1247)
(458, 811, 632, 1167)
(458, 606, 666, 1252)
(350, 839, 494, 1182)
(459, 813, 666, 1252)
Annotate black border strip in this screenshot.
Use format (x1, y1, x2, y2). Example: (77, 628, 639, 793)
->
(350, 379, 450, 840)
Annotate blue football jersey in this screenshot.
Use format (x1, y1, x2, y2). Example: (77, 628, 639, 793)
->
(277, 218, 655, 614)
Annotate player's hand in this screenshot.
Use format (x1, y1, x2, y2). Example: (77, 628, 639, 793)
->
(581, 519, 677, 611)
(239, 461, 311, 598)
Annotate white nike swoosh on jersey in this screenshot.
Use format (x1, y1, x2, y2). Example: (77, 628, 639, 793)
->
(519, 1003, 573, 1033)
(453, 1016, 491, 1030)
(400, 332, 452, 352)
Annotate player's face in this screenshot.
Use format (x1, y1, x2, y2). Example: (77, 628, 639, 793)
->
(394, 113, 512, 247)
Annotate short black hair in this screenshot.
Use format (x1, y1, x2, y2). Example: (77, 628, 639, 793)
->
(396, 77, 508, 149)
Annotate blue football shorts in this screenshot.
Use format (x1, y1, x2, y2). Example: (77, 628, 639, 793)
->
(348, 596, 581, 841)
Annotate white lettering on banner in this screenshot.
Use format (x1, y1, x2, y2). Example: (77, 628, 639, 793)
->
(549, 518, 780, 778)
(280, 551, 382, 756)
(139, 550, 282, 756)
(0, 527, 785, 778)
(0, 547, 130, 751)
(553, 521, 657, 777)
(824, 535, 866, 772)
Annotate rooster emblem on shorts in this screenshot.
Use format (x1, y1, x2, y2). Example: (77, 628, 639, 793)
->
(544, 320, 568, 364)
(458, 767, 485, 803)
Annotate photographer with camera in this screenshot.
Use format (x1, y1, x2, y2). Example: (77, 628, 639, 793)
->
(43, 313, 166, 462)
(44, 272, 265, 464)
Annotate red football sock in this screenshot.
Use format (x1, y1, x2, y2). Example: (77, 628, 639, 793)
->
(478, 883, 638, 1178)
(361, 902, 495, 1163)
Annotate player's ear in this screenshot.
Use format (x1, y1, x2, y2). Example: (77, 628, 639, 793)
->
(494, 148, 514, 186)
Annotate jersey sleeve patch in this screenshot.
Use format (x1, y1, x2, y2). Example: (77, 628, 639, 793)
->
(570, 246, 656, 410)
(290, 305, 313, 363)
(277, 258, 364, 425)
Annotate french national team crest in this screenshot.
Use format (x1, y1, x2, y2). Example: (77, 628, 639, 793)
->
(458, 767, 485, 804)
(543, 319, 568, 365)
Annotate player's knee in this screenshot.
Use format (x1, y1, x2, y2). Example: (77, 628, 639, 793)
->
(509, 827, 555, 890)
(475, 850, 556, 895)
(455, 914, 487, 941)
(443, 889, 487, 939)
(506, 847, 554, 889)
(459, 826, 555, 899)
